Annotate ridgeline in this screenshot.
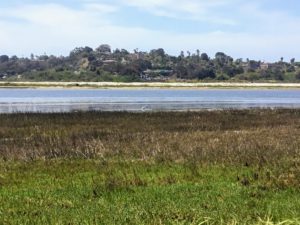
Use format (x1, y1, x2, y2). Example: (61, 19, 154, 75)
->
(1, 44, 300, 82)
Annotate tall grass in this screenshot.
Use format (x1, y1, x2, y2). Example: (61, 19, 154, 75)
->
(1, 109, 299, 165)
(1, 109, 300, 224)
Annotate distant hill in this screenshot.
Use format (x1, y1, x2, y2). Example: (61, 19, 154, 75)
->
(1, 45, 300, 82)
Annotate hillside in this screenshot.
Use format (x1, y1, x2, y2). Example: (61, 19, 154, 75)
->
(1, 45, 300, 82)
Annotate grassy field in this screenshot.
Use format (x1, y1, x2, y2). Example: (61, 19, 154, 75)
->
(1, 110, 300, 224)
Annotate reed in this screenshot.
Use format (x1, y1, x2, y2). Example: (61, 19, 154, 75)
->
(1, 109, 300, 224)
(1, 109, 299, 165)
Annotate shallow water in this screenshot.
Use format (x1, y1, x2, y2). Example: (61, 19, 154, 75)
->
(0, 88, 300, 113)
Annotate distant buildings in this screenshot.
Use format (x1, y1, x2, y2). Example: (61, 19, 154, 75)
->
(260, 63, 270, 70)
(103, 60, 117, 65)
(0, 73, 7, 79)
(141, 69, 173, 81)
(242, 61, 271, 71)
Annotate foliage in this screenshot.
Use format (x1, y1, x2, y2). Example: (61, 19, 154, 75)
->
(296, 71, 300, 80)
(1, 45, 300, 82)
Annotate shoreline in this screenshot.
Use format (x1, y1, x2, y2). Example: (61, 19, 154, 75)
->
(1, 81, 300, 89)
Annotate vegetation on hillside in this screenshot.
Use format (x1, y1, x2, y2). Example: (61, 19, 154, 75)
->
(1, 110, 300, 224)
(1, 45, 300, 82)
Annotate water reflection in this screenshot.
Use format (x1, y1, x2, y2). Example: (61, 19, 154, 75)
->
(0, 88, 300, 113)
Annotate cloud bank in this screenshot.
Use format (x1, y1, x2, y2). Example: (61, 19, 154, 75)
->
(0, 0, 299, 61)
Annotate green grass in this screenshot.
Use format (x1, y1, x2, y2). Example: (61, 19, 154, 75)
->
(1, 110, 300, 224)
(1, 160, 300, 224)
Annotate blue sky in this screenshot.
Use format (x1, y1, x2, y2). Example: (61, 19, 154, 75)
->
(0, 0, 300, 61)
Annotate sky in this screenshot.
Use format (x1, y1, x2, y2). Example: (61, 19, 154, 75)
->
(0, 0, 299, 61)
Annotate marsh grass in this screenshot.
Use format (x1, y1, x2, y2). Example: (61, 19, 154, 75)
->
(1, 109, 300, 189)
(1, 109, 300, 224)
(1, 109, 300, 163)
(1, 160, 300, 224)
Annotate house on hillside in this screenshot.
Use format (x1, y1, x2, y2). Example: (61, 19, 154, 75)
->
(260, 62, 270, 70)
(141, 69, 173, 81)
(0, 73, 8, 79)
(128, 52, 145, 61)
(103, 60, 117, 65)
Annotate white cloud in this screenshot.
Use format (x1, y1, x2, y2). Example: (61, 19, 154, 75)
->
(1, 3, 117, 27)
(0, 1, 300, 61)
(0, 3, 117, 56)
(121, 0, 238, 25)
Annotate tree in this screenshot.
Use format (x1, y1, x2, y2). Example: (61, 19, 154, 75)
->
(215, 52, 227, 66)
(150, 48, 165, 58)
(195, 67, 216, 79)
(248, 60, 260, 71)
(235, 58, 243, 65)
(38, 55, 49, 61)
(200, 53, 209, 61)
(120, 65, 140, 77)
(96, 44, 111, 54)
(296, 71, 300, 80)
(131, 59, 152, 72)
(272, 67, 284, 81)
(84, 46, 93, 53)
(215, 52, 226, 58)
(70, 47, 85, 56)
(290, 58, 295, 64)
(260, 69, 272, 79)
(69, 46, 93, 61)
(216, 74, 229, 80)
(180, 51, 185, 58)
(286, 65, 295, 72)
(11, 55, 18, 61)
(114, 48, 121, 54)
(134, 48, 139, 54)
(176, 64, 187, 79)
(222, 65, 244, 77)
(0, 55, 9, 63)
(121, 49, 129, 56)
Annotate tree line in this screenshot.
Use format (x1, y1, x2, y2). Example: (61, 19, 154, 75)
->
(1, 44, 300, 82)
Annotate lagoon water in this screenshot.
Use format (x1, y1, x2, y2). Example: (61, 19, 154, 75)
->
(0, 88, 300, 113)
